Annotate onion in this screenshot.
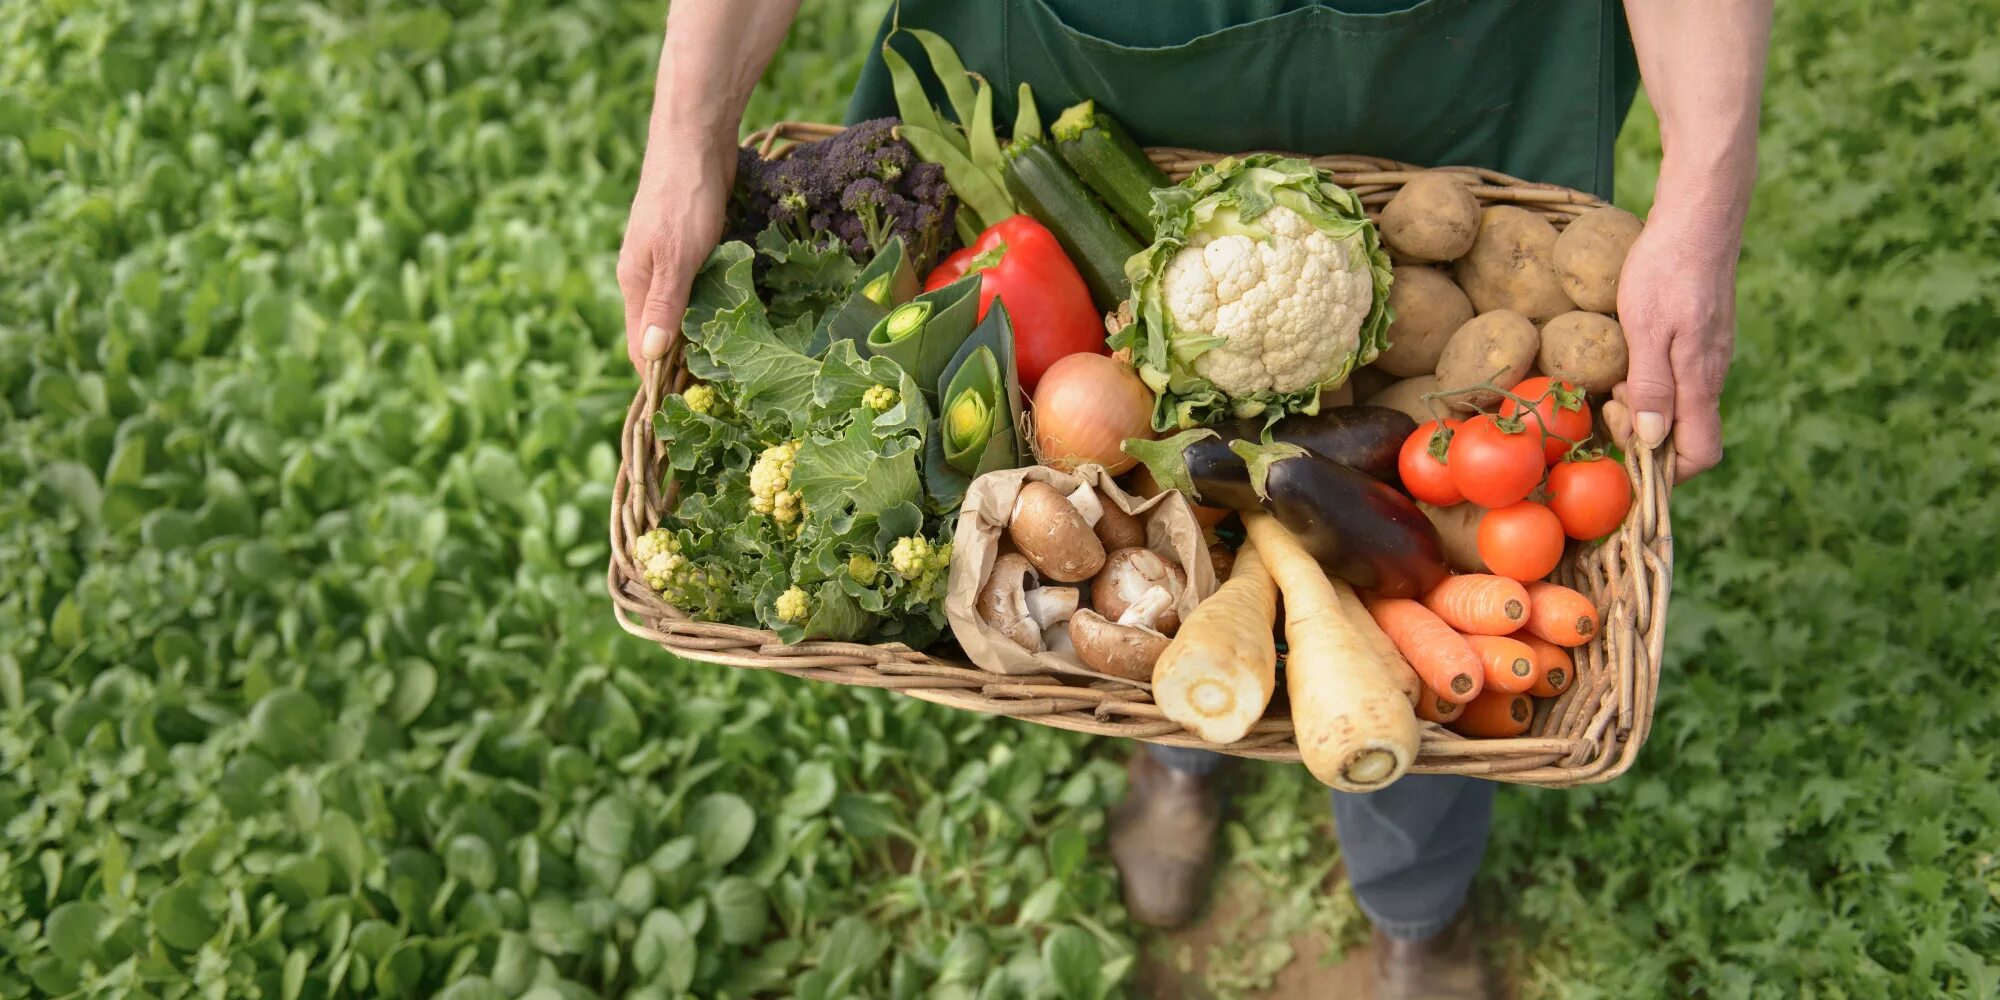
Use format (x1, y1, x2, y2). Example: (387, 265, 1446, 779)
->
(1032, 353, 1155, 475)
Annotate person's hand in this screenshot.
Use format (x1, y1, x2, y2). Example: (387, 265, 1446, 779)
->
(1612, 208, 1740, 482)
(617, 128, 736, 371)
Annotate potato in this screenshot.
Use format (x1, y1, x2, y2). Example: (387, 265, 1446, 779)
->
(1379, 173, 1480, 262)
(1347, 364, 1398, 402)
(1453, 206, 1575, 321)
(1366, 374, 1440, 423)
(1377, 266, 1475, 377)
(1318, 379, 1355, 407)
(1419, 501, 1487, 573)
(1554, 206, 1643, 312)
(1538, 311, 1627, 394)
(1433, 311, 1539, 410)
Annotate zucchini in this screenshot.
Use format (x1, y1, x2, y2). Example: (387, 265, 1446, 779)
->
(1051, 100, 1172, 242)
(1003, 139, 1143, 310)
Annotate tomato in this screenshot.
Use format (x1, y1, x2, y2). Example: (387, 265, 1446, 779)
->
(1547, 456, 1634, 540)
(1447, 414, 1546, 507)
(1477, 501, 1566, 582)
(1501, 377, 1593, 464)
(1398, 420, 1464, 506)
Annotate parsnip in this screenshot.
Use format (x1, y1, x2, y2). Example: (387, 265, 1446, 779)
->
(1151, 544, 1279, 743)
(1331, 582, 1423, 708)
(1245, 514, 1420, 791)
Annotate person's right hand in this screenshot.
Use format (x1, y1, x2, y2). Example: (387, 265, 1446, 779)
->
(617, 129, 736, 371)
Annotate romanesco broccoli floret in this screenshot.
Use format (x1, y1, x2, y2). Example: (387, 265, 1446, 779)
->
(774, 586, 811, 623)
(749, 440, 802, 523)
(889, 536, 932, 578)
(683, 383, 719, 415)
(889, 536, 953, 598)
(634, 529, 686, 592)
(634, 528, 735, 615)
(861, 384, 897, 413)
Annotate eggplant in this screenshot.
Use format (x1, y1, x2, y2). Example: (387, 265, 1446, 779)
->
(1123, 426, 1254, 510)
(1231, 440, 1448, 599)
(1121, 405, 1418, 509)
(1271, 405, 1415, 486)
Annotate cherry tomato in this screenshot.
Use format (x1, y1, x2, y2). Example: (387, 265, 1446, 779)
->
(1501, 377, 1593, 464)
(1447, 414, 1546, 507)
(1398, 420, 1464, 506)
(1547, 456, 1634, 540)
(1477, 501, 1566, 581)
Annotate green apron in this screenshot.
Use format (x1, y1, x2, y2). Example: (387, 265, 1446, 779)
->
(845, 0, 1639, 200)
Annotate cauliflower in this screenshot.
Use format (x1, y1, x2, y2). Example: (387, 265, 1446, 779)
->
(861, 384, 898, 413)
(1122, 154, 1393, 429)
(847, 553, 880, 586)
(1158, 204, 1375, 396)
(774, 586, 811, 623)
(749, 440, 802, 524)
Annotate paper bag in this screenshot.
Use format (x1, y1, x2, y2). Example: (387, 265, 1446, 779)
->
(945, 464, 1217, 684)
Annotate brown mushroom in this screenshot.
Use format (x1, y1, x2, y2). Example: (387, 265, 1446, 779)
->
(976, 554, 1044, 653)
(1044, 621, 1077, 658)
(977, 555, 1083, 655)
(1008, 481, 1106, 582)
(1207, 542, 1236, 582)
(1091, 548, 1187, 635)
(1117, 585, 1176, 628)
(1023, 586, 1080, 629)
(1069, 609, 1170, 681)
(1063, 482, 1105, 527)
(1093, 502, 1147, 551)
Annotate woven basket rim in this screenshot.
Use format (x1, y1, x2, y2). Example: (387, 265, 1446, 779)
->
(608, 121, 1673, 789)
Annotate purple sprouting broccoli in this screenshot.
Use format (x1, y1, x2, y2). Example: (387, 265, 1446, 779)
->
(721, 117, 957, 274)
(867, 142, 911, 184)
(836, 178, 890, 259)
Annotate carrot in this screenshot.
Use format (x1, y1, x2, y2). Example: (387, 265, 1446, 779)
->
(1245, 514, 1419, 792)
(1421, 574, 1530, 636)
(1517, 633, 1574, 697)
(1152, 544, 1279, 744)
(1364, 598, 1484, 704)
(1522, 581, 1598, 647)
(1414, 687, 1465, 725)
(1466, 634, 1538, 694)
(1332, 580, 1422, 707)
(1450, 689, 1534, 738)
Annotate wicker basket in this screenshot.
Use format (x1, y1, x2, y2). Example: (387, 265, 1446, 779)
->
(610, 122, 1673, 788)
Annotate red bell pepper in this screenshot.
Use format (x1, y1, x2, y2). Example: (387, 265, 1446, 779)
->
(923, 215, 1105, 393)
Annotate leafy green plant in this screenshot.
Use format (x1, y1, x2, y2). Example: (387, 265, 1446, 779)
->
(0, 0, 1127, 996)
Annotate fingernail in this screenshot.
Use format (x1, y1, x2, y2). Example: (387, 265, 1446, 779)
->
(641, 324, 669, 360)
(1635, 411, 1668, 448)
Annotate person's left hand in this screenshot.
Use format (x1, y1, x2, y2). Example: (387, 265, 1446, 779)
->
(1612, 208, 1740, 483)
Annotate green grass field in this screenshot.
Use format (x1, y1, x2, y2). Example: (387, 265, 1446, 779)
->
(3, 1, 1996, 997)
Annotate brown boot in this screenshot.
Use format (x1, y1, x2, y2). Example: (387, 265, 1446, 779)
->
(1373, 913, 1491, 1000)
(1106, 750, 1222, 929)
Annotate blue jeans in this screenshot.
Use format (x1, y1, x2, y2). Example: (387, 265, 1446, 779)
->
(1148, 745, 1492, 941)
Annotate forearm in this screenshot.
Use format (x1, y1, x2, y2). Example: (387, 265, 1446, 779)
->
(619, 0, 797, 366)
(645, 0, 800, 158)
(1624, 0, 1773, 244)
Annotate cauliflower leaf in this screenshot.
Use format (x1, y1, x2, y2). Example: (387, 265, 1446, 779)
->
(648, 239, 964, 646)
(791, 416, 923, 520)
